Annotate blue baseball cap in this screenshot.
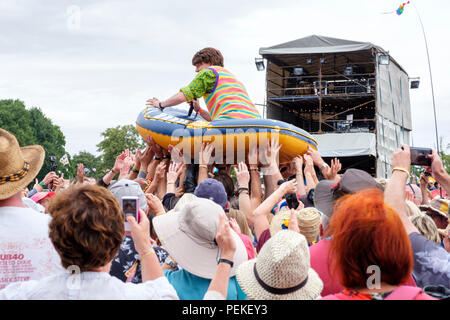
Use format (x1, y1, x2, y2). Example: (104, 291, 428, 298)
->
(194, 178, 228, 209)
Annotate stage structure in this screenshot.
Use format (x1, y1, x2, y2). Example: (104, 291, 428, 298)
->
(259, 35, 412, 178)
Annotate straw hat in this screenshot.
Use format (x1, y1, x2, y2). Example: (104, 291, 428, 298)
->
(153, 197, 248, 279)
(0, 129, 45, 200)
(236, 230, 323, 300)
(270, 208, 321, 244)
(419, 197, 449, 219)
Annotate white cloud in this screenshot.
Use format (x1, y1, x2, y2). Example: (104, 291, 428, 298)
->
(0, 0, 449, 155)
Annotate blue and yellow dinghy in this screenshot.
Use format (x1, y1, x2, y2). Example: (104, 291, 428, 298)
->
(136, 106, 318, 164)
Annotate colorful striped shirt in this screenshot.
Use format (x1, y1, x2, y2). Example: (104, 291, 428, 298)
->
(180, 66, 261, 121)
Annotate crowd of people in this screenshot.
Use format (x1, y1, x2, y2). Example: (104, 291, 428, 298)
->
(0, 126, 449, 300)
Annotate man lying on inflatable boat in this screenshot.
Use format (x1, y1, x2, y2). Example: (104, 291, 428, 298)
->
(146, 47, 261, 122)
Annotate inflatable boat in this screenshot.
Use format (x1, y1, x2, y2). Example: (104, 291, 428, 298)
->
(136, 106, 318, 164)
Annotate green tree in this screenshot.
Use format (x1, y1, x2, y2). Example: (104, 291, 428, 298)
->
(96, 124, 145, 171)
(72, 151, 103, 180)
(0, 99, 67, 182)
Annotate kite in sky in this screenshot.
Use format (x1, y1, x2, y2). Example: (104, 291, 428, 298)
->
(397, 1, 411, 15)
(381, 1, 411, 15)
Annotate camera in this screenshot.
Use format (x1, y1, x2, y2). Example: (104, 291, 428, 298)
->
(285, 193, 300, 210)
(410, 147, 432, 166)
(121, 196, 140, 232)
(49, 155, 57, 172)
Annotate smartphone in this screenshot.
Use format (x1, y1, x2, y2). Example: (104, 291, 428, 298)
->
(121, 196, 140, 232)
(410, 147, 432, 166)
(285, 193, 300, 210)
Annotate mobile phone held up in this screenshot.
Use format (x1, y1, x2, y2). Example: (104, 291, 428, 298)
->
(285, 193, 300, 210)
(410, 147, 432, 166)
(121, 196, 140, 232)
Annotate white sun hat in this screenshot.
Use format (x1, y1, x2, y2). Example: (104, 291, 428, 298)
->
(152, 197, 248, 279)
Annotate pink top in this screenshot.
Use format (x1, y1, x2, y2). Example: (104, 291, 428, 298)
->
(309, 239, 417, 296)
(237, 233, 256, 260)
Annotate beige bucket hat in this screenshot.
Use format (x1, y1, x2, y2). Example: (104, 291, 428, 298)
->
(152, 197, 248, 279)
(236, 230, 323, 300)
(0, 128, 45, 200)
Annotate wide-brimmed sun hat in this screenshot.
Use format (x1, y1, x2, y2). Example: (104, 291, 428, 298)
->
(152, 197, 248, 279)
(0, 128, 45, 200)
(270, 208, 321, 244)
(236, 230, 323, 300)
(419, 197, 449, 219)
(314, 169, 382, 218)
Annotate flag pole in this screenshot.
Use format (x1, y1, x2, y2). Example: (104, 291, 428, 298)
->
(411, 2, 440, 154)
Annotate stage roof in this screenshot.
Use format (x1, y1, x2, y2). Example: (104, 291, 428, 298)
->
(259, 35, 407, 74)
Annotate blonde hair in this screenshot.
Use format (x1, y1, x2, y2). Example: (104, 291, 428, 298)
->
(409, 213, 441, 244)
(228, 208, 253, 239)
(405, 200, 421, 217)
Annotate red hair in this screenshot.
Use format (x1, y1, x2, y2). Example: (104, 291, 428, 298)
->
(328, 188, 413, 289)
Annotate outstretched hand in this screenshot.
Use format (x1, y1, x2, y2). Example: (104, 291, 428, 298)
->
(146, 98, 161, 108)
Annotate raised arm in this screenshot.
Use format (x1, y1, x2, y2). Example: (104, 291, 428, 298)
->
(146, 91, 186, 110)
(384, 145, 419, 235)
(198, 143, 214, 184)
(429, 149, 450, 195)
(204, 212, 236, 300)
(253, 179, 297, 240)
(235, 162, 253, 229)
(293, 156, 306, 196)
(128, 210, 164, 281)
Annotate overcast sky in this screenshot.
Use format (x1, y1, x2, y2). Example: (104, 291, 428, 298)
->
(0, 0, 448, 156)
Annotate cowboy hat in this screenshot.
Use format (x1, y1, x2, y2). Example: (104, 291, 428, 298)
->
(0, 129, 45, 200)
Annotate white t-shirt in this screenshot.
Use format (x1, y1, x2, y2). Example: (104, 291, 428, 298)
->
(0, 272, 179, 300)
(0, 206, 63, 290)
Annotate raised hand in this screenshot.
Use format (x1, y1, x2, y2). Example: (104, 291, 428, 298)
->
(77, 163, 86, 184)
(154, 162, 167, 182)
(216, 212, 236, 260)
(167, 162, 184, 184)
(229, 217, 242, 235)
(281, 179, 297, 195)
(113, 152, 127, 173)
(146, 97, 161, 108)
(199, 142, 215, 166)
(293, 156, 304, 173)
(235, 162, 250, 189)
(145, 193, 165, 215)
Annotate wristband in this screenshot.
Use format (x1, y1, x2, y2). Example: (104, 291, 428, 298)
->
(39, 181, 47, 188)
(131, 167, 139, 174)
(218, 258, 234, 268)
(162, 155, 171, 160)
(139, 248, 155, 260)
(199, 164, 208, 169)
(392, 167, 410, 176)
(319, 163, 329, 171)
(159, 102, 163, 109)
(155, 211, 165, 216)
(153, 156, 162, 161)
